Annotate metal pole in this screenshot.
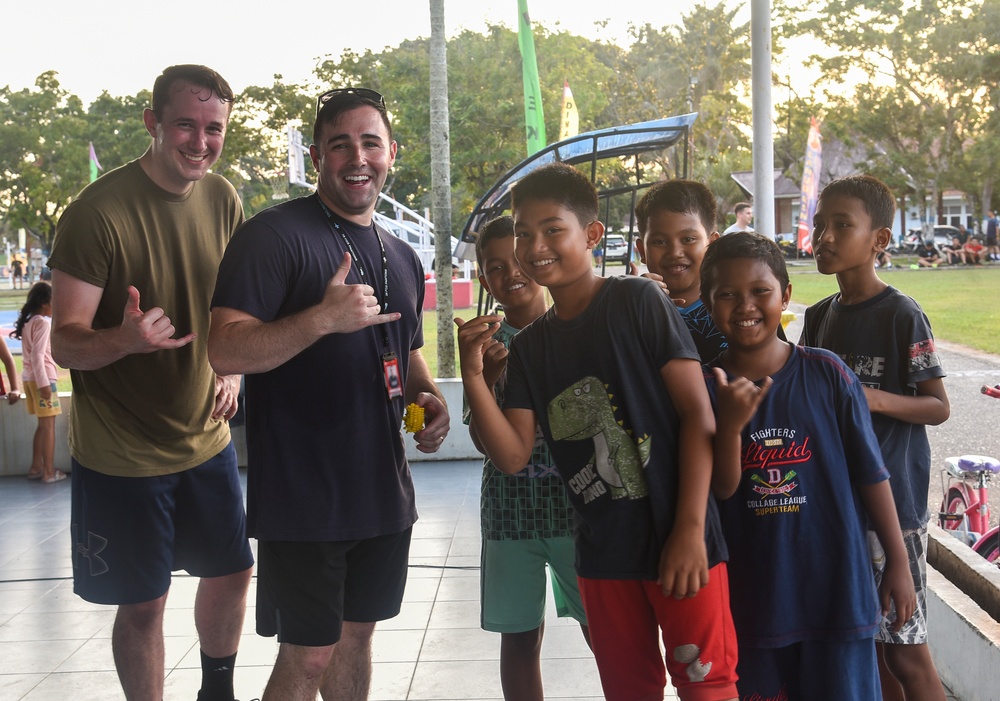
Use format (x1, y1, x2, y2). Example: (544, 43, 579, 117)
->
(751, 0, 775, 240)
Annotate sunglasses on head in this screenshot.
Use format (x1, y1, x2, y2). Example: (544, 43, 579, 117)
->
(315, 88, 386, 117)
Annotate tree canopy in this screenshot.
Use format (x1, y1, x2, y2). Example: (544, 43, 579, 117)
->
(1, 6, 760, 251)
(782, 0, 996, 219)
(6, 0, 1000, 255)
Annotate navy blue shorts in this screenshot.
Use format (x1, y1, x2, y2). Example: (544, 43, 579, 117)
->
(256, 528, 412, 647)
(71, 442, 254, 605)
(736, 637, 879, 700)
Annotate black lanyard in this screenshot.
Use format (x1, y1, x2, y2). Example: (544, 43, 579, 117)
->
(316, 195, 391, 351)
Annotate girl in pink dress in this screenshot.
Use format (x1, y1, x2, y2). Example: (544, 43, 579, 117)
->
(11, 282, 65, 482)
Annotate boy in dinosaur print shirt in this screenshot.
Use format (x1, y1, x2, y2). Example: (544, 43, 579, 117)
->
(457, 163, 737, 701)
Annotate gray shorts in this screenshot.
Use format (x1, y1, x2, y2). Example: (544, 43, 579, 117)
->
(868, 527, 929, 645)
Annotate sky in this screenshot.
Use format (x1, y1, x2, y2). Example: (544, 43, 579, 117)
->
(2, 0, 752, 105)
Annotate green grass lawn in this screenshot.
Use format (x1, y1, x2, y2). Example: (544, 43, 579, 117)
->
(427, 261, 1000, 376)
(787, 258, 1000, 355)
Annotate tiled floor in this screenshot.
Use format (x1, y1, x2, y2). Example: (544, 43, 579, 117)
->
(0, 461, 618, 701)
(0, 460, 963, 701)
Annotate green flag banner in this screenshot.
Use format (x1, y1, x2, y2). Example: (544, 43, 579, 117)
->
(89, 141, 103, 183)
(517, 0, 546, 156)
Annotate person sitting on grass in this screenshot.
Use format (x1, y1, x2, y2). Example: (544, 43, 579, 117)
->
(963, 236, 985, 265)
(913, 240, 942, 268)
(941, 236, 966, 266)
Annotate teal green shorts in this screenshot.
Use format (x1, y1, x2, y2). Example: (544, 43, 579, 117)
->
(480, 536, 587, 633)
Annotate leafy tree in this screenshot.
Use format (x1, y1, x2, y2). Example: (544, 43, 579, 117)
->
(312, 25, 622, 225)
(86, 90, 151, 172)
(963, 0, 1000, 214)
(1, 8, 764, 265)
(0, 72, 284, 251)
(788, 0, 988, 225)
(622, 3, 755, 226)
(232, 75, 317, 212)
(0, 72, 89, 251)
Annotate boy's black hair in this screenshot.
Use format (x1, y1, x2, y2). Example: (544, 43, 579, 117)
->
(510, 163, 598, 227)
(635, 180, 717, 236)
(10, 281, 52, 341)
(474, 216, 515, 267)
(151, 65, 234, 121)
(734, 202, 752, 215)
(818, 174, 896, 230)
(701, 232, 789, 302)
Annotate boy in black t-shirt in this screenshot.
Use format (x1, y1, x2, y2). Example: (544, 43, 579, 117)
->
(802, 175, 950, 701)
(457, 164, 738, 701)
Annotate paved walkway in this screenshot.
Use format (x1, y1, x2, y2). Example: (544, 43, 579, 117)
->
(0, 458, 966, 700)
(2, 302, 981, 699)
(0, 460, 613, 700)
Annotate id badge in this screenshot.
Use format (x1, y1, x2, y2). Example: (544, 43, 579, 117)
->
(383, 352, 403, 399)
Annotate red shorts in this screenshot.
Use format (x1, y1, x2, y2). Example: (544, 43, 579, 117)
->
(578, 563, 738, 701)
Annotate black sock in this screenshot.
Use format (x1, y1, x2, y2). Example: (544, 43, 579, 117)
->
(197, 650, 237, 701)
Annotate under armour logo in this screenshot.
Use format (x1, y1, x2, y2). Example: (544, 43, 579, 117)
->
(72, 524, 109, 576)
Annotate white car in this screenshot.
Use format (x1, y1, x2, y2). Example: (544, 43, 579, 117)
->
(603, 234, 630, 263)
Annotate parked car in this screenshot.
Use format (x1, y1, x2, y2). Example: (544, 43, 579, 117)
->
(905, 225, 961, 251)
(603, 234, 630, 264)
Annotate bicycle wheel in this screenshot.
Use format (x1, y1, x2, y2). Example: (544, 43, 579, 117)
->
(939, 488, 969, 531)
(974, 532, 1000, 565)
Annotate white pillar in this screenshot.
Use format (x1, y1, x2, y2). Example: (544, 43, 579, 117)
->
(751, 0, 775, 240)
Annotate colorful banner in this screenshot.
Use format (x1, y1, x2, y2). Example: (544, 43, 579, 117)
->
(517, 0, 546, 155)
(559, 81, 579, 141)
(89, 141, 103, 183)
(795, 118, 822, 254)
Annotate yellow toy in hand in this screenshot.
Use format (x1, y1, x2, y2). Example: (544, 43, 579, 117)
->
(403, 403, 425, 433)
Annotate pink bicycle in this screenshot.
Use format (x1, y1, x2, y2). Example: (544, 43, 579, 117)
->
(938, 451, 1000, 565)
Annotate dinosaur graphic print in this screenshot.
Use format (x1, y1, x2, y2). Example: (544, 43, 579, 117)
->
(547, 376, 649, 500)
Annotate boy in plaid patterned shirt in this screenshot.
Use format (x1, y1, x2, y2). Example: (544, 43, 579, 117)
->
(465, 216, 591, 700)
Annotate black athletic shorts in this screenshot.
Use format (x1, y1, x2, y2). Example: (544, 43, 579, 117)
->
(256, 527, 412, 646)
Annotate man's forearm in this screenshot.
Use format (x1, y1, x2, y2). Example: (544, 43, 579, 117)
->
(404, 350, 444, 405)
(52, 324, 132, 371)
(209, 309, 325, 376)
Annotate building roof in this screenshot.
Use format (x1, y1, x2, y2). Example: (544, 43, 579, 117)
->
(730, 170, 800, 199)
